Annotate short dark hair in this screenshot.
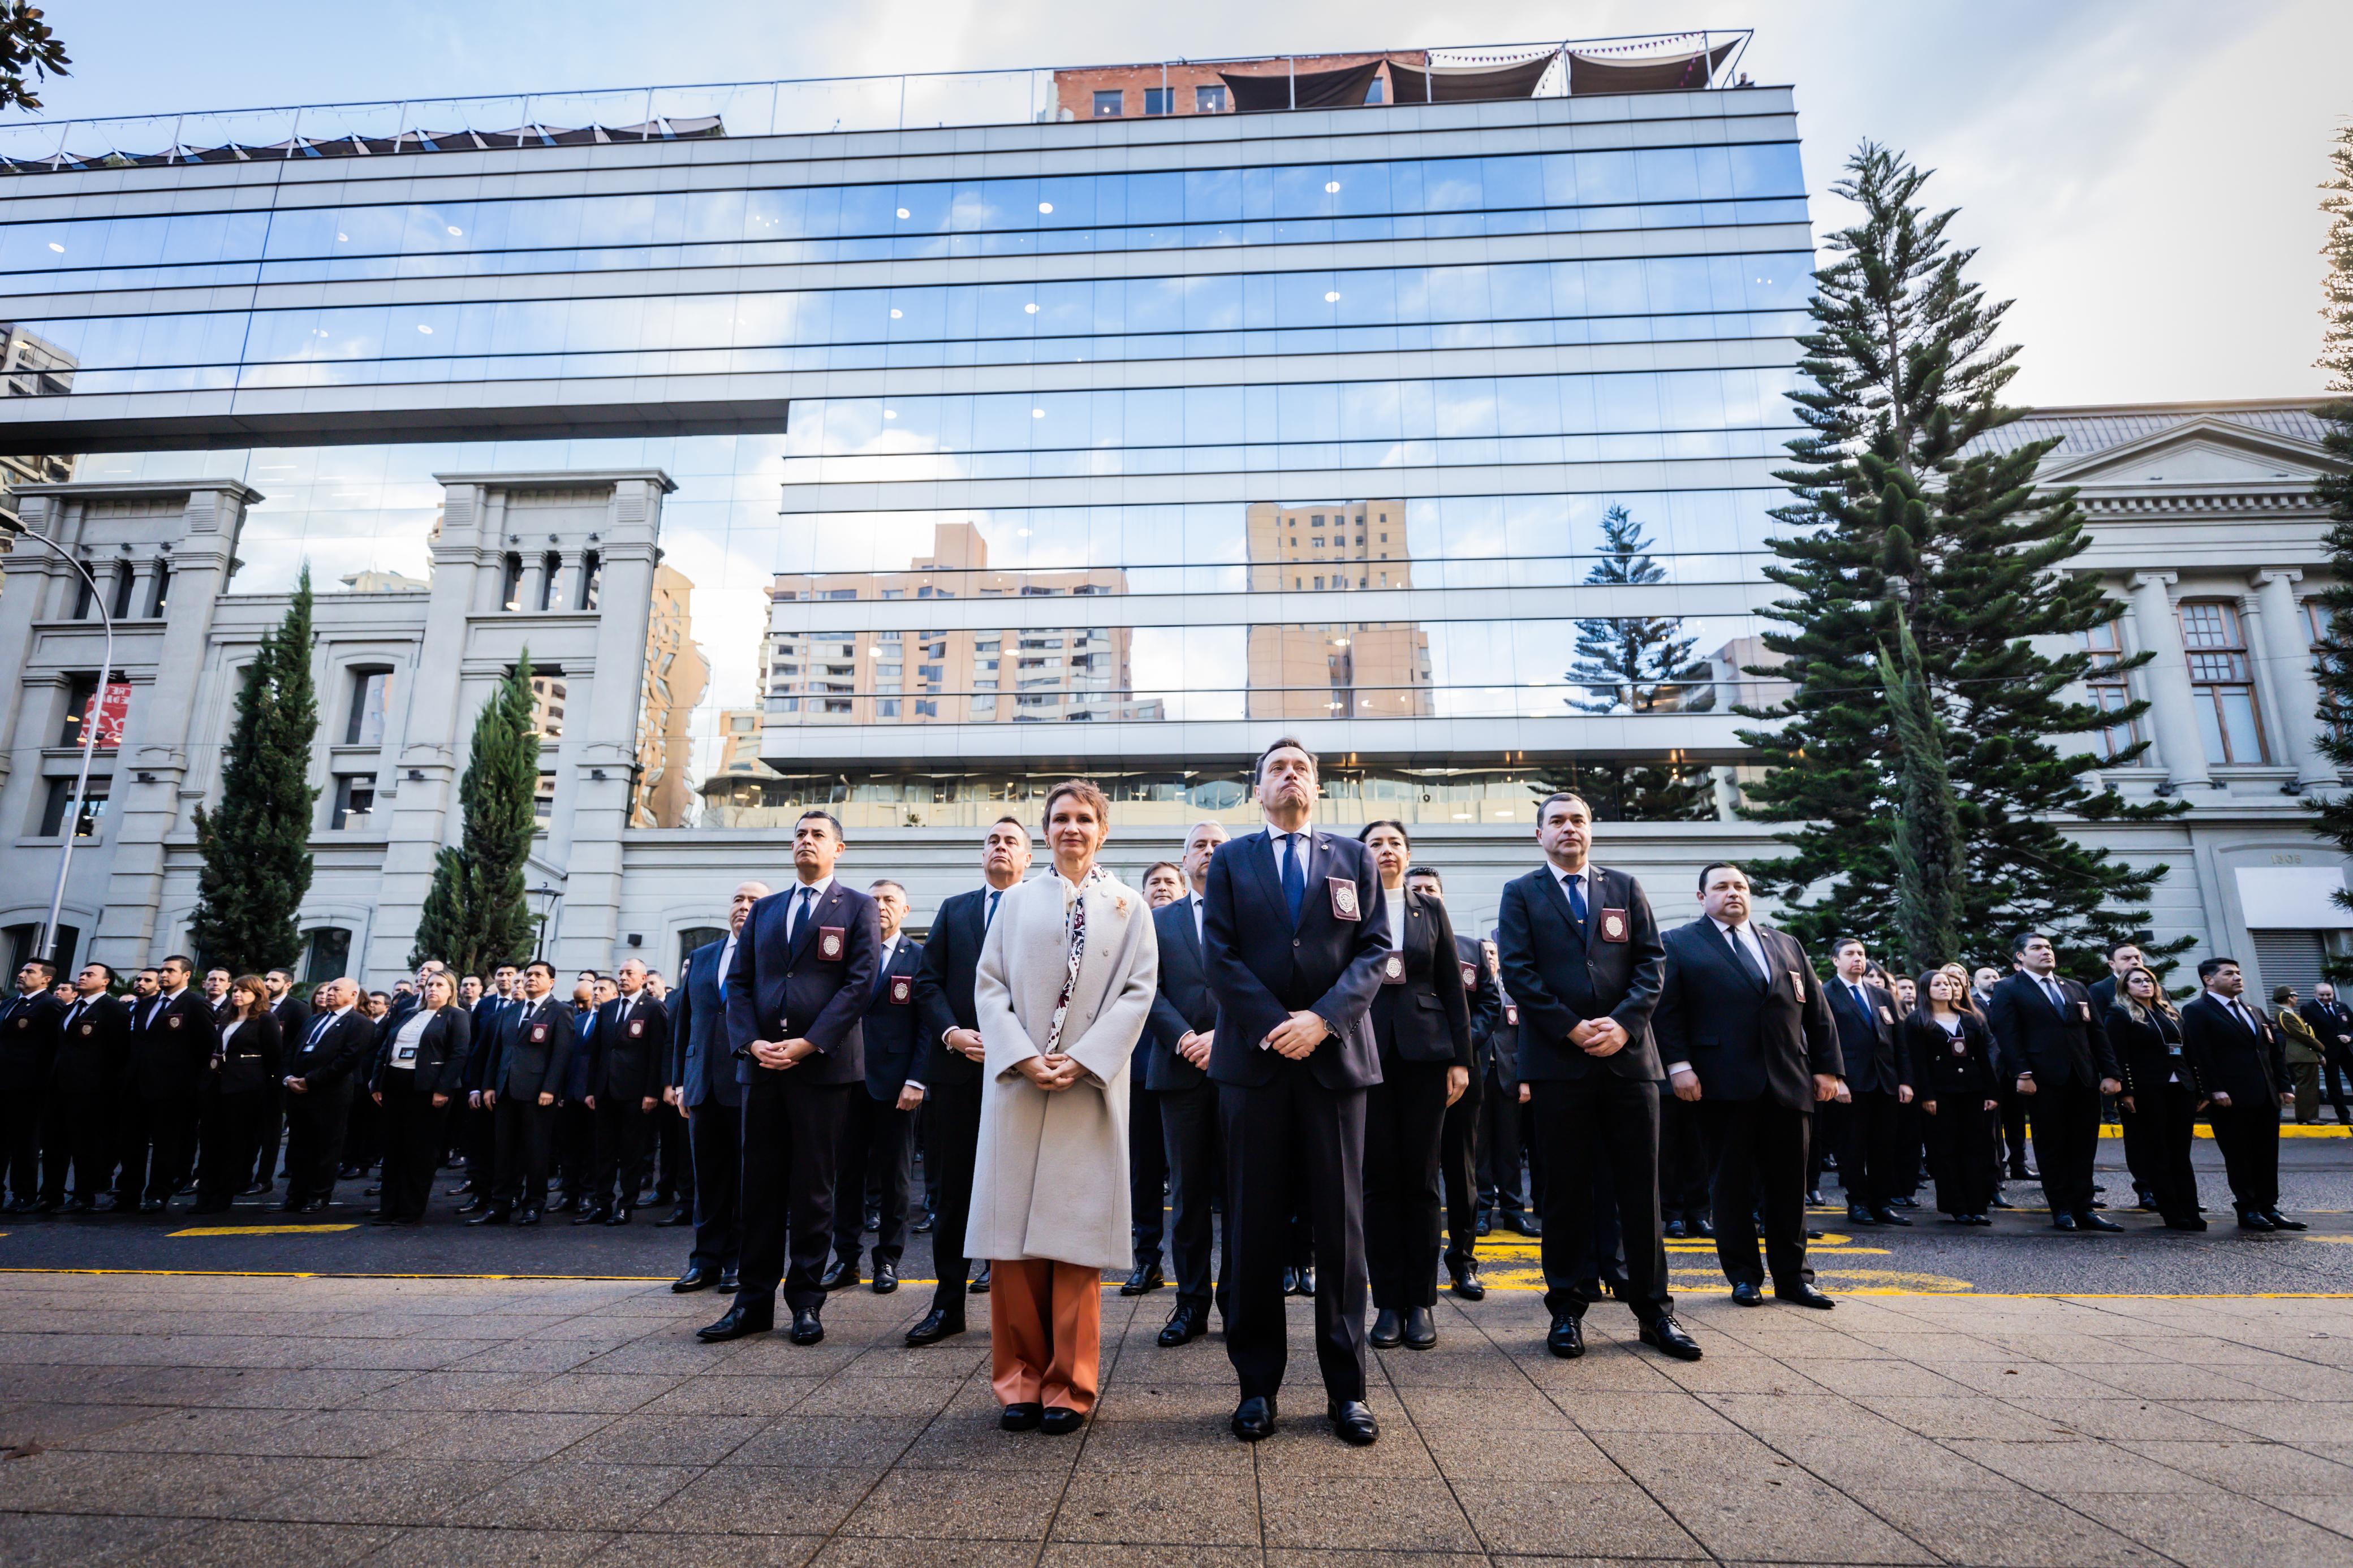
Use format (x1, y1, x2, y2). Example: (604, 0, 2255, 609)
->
(161, 954, 192, 970)
(2010, 931, 2048, 957)
(868, 879, 906, 897)
(82, 961, 115, 985)
(266, 967, 295, 983)
(796, 809, 845, 841)
(1255, 736, 1317, 784)
(2197, 956, 2239, 982)
(525, 959, 557, 980)
(136, 967, 160, 980)
(1832, 936, 1864, 957)
(1536, 791, 1590, 825)
(19, 958, 54, 983)
(2108, 939, 2143, 960)
(369, 991, 390, 1003)
(989, 814, 1028, 836)
(1405, 865, 1443, 888)
(1696, 860, 1745, 894)
(1141, 861, 1182, 881)
(1358, 818, 1411, 848)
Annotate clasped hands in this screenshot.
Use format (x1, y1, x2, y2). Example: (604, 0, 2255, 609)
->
(751, 1037, 819, 1070)
(1263, 1009, 1329, 1060)
(1015, 1052, 1089, 1092)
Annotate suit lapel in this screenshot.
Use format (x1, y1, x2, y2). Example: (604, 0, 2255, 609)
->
(1242, 830, 1291, 931)
(1533, 869, 1585, 951)
(786, 884, 833, 965)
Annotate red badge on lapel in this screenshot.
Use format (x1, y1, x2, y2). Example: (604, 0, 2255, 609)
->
(2076, 1000, 2090, 1022)
(1329, 878, 1360, 921)
(818, 927, 845, 961)
(627, 1018, 645, 1038)
(1789, 970, 1806, 1003)
(1598, 908, 1629, 943)
(79, 1022, 93, 1036)
(1459, 961, 1478, 990)
(889, 974, 912, 1005)
(166, 1014, 183, 1030)
(1381, 953, 1406, 986)
(530, 1023, 549, 1044)
(1504, 1004, 1520, 1026)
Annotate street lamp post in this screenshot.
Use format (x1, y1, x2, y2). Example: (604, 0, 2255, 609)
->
(2, 520, 115, 964)
(528, 882, 564, 961)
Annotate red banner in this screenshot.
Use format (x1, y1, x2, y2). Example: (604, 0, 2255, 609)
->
(83, 681, 130, 748)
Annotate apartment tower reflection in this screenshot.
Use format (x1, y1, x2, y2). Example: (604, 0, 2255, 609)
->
(1246, 499, 1432, 719)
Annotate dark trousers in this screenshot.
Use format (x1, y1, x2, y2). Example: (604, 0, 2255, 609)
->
(2027, 1081, 2102, 1217)
(118, 1093, 196, 1203)
(377, 1078, 446, 1221)
(2, 1086, 43, 1202)
(2136, 1081, 2201, 1221)
(833, 1091, 913, 1267)
(283, 1082, 353, 1207)
(1809, 1099, 1841, 1189)
(342, 1087, 380, 1173)
(1697, 1098, 1811, 1290)
(1997, 1085, 2032, 1176)
(248, 1087, 284, 1187)
(2117, 1098, 2156, 1200)
(1658, 1091, 1709, 1224)
(686, 1098, 743, 1270)
(657, 1106, 692, 1203)
(464, 1099, 498, 1190)
(1839, 1086, 1905, 1211)
(42, 1093, 111, 1203)
(1922, 1100, 1999, 1216)
(735, 1077, 851, 1315)
(924, 1082, 984, 1319)
(490, 1094, 554, 1210)
(1893, 1096, 1925, 1197)
(590, 1096, 651, 1213)
(1158, 1082, 1221, 1309)
(1440, 1063, 1481, 1267)
(1364, 1057, 1450, 1310)
(2324, 1048, 2353, 1124)
(1527, 1074, 1670, 1321)
(1219, 1069, 1367, 1403)
(1128, 1078, 1167, 1268)
(554, 1102, 594, 1198)
(1476, 1064, 1525, 1215)
(2209, 1101, 2282, 1214)
(195, 1087, 266, 1206)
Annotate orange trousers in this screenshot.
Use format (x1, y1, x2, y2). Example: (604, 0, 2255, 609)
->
(988, 1257, 1102, 1413)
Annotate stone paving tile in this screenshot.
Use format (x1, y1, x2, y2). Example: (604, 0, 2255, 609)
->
(837, 1466, 1063, 1540)
(246, 1457, 524, 1525)
(636, 1465, 879, 1536)
(586, 1532, 822, 1567)
(1048, 1470, 1261, 1545)
(1842, 1486, 2162, 1568)
(165, 1518, 405, 1567)
(1447, 1479, 1708, 1558)
(1257, 1475, 1481, 1552)
(0, 1508, 209, 1567)
(2058, 1491, 2353, 1568)
(361, 1524, 617, 1565)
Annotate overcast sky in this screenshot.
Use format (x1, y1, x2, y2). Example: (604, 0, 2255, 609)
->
(24, 0, 2351, 408)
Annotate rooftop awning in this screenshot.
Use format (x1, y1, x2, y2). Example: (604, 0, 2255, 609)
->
(1218, 58, 1386, 113)
(1566, 40, 1736, 95)
(1385, 54, 1555, 105)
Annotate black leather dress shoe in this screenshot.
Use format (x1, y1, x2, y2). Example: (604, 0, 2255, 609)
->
(2238, 1210, 2278, 1231)
(1873, 1206, 1914, 1227)
(905, 1307, 964, 1346)
(513, 1207, 541, 1226)
(872, 1260, 899, 1294)
(1120, 1262, 1165, 1295)
(696, 1304, 772, 1342)
(467, 1206, 512, 1227)
(912, 1212, 936, 1234)
(1640, 1315, 1704, 1361)
(1292, 1265, 1316, 1297)
(1502, 1211, 1540, 1237)
(671, 1265, 721, 1293)
(455, 1196, 488, 1215)
(1774, 1282, 1836, 1309)
(363, 1185, 381, 1199)
(2076, 1210, 2123, 1233)
(572, 1206, 609, 1226)
(1846, 1204, 1880, 1226)
(2164, 1215, 2209, 1232)
(1040, 1406, 1085, 1436)
(2267, 1211, 2309, 1231)
(788, 1306, 825, 1345)
(1158, 1302, 1208, 1347)
(138, 1198, 165, 1214)
(549, 1194, 578, 1214)
(820, 1258, 860, 1291)
(1449, 1262, 1485, 1301)
(1988, 1193, 2018, 1209)
(606, 1207, 632, 1226)
(1231, 1396, 1277, 1441)
(656, 1208, 692, 1227)
(1280, 1265, 1301, 1295)
(1546, 1316, 1585, 1358)
(969, 1263, 991, 1294)
(718, 1267, 740, 1294)
(1328, 1399, 1378, 1445)
(1369, 1308, 1403, 1348)
(1402, 1306, 1437, 1350)
(1692, 1217, 1716, 1237)
(1475, 1211, 1492, 1236)
(1731, 1281, 1765, 1306)
(2050, 1211, 2078, 1232)
(1000, 1402, 1043, 1431)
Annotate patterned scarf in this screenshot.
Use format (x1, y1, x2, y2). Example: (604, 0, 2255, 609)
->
(1044, 863, 1113, 1056)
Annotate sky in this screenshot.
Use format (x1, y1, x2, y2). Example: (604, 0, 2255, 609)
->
(15, 0, 2352, 408)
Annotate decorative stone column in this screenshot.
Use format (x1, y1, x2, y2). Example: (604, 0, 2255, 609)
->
(2251, 569, 2336, 790)
(2127, 571, 2212, 792)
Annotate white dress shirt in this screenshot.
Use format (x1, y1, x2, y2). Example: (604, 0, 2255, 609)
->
(1669, 916, 1772, 1078)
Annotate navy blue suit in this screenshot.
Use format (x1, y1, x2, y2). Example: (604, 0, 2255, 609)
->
(725, 879, 880, 1316)
(834, 933, 925, 1271)
(671, 936, 744, 1271)
(1148, 892, 1220, 1307)
(1201, 826, 1390, 1403)
(911, 884, 1001, 1319)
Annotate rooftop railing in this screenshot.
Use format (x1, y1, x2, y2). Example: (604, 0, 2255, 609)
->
(0, 31, 1753, 175)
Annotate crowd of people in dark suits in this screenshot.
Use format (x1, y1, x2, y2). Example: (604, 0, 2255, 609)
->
(0, 736, 2326, 1445)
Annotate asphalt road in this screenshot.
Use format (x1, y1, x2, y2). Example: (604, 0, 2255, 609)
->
(7, 1135, 2353, 1300)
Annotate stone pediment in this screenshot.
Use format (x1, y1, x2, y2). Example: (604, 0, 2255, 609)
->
(2041, 417, 2334, 489)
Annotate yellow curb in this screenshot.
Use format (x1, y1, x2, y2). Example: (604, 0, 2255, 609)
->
(168, 1225, 359, 1237)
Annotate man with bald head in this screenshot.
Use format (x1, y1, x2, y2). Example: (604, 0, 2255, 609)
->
(666, 881, 769, 1293)
(578, 957, 669, 1225)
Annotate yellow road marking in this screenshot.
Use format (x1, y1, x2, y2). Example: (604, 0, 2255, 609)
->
(168, 1225, 358, 1237)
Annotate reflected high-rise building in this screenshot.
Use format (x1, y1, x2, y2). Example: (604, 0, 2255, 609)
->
(632, 562, 709, 829)
(0, 323, 75, 532)
(1245, 499, 1432, 720)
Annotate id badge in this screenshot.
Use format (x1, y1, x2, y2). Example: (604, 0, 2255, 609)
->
(1878, 1004, 1895, 1027)
(818, 926, 846, 961)
(1328, 877, 1361, 921)
(530, 1023, 549, 1044)
(888, 974, 912, 1005)
(1459, 961, 1478, 990)
(1381, 953, 1407, 986)
(1598, 908, 1630, 943)
(2076, 1000, 2091, 1022)
(627, 1018, 645, 1038)
(1789, 970, 1806, 1004)
(1504, 1004, 1519, 1026)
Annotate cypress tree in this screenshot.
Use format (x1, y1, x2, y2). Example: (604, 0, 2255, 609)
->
(1737, 142, 2187, 975)
(1535, 503, 1719, 822)
(409, 653, 541, 973)
(2308, 121, 2353, 954)
(1876, 603, 1964, 970)
(187, 567, 318, 974)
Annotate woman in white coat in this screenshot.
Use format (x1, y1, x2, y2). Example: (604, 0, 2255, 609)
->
(968, 777, 1159, 1435)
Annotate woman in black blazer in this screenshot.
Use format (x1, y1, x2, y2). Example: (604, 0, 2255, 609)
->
(191, 975, 283, 1215)
(2108, 964, 2205, 1230)
(1903, 968, 1999, 1224)
(1358, 821, 1473, 1350)
(369, 971, 471, 1225)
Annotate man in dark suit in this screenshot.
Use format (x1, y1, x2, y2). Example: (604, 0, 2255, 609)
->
(1406, 866, 1499, 1299)
(1652, 862, 1843, 1307)
(1825, 938, 1912, 1228)
(2300, 980, 2353, 1125)
(121, 956, 219, 1212)
(48, 964, 128, 1210)
(1145, 819, 1229, 1347)
(1983, 931, 2123, 1232)
(701, 810, 880, 1347)
(1497, 792, 1699, 1359)
(1477, 927, 1535, 1236)
(1, 959, 64, 1212)
(280, 977, 376, 1212)
(468, 959, 575, 1226)
(456, 963, 520, 1212)
(1203, 737, 1390, 1447)
(249, 967, 312, 1194)
(822, 879, 925, 1295)
(2182, 956, 2302, 1230)
(578, 957, 668, 1225)
(2088, 940, 2154, 1207)
(906, 815, 1033, 1346)
(667, 883, 768, 1292)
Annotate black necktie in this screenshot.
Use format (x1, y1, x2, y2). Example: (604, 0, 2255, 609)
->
(1724, 925, 1766, 986)
(790, 885, 816, 947)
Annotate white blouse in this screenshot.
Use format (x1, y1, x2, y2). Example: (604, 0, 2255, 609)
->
(387, 1009, 431, 1071)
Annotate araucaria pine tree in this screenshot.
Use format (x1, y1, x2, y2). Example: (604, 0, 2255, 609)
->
(410, 653, 541, 972)
(1876, 606, 1965, 970)
(188, 567, 320, 974)
(1536, 503, 1718, 822)
(1736, 142, 2185, 974)
(2305, 122, 2353, 959)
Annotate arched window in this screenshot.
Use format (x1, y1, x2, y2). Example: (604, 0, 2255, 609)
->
(2179, 600, 2268, 765)
(302, 926, 352, 986)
